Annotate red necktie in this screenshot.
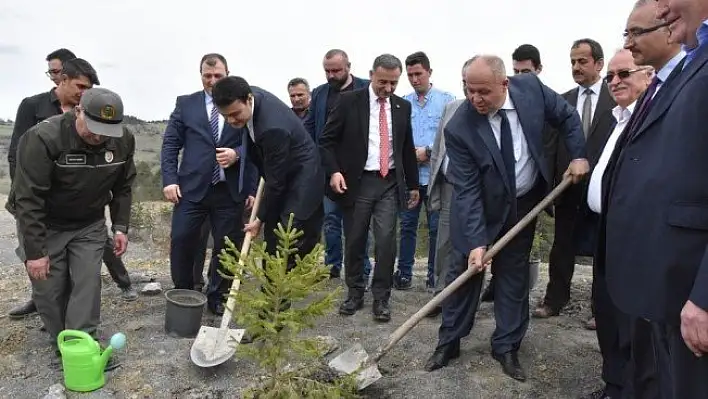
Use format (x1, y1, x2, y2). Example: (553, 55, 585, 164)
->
(378, 97, 389, 177)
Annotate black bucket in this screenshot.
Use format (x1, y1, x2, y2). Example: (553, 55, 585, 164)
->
(164, 289, 207, 338)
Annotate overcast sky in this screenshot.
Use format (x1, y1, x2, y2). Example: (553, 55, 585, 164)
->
(0, 0, 635, 121)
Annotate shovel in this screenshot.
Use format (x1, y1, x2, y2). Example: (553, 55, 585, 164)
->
(329, 176, 573, 389)
(190, 178, 265, 367)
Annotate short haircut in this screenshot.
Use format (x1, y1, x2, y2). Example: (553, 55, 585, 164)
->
(572, 38, 604, 62)
(287, 77, 309, 90)
(512, 44, 542, 69)
(46, 48, 76, 63)
(372, 54, 402, 71)
(212, 76, 252, 108)
(405, 51, 431, 70)
(324, 49, 349, 61)
(462, 57, 476, 74)
(61, 58, 99, 85)
(467, 55, 507, 79)
(199, 53, 228, 72)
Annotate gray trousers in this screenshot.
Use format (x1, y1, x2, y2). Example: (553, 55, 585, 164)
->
(31, 219, 107, 343)
(433, 180, 452, 293)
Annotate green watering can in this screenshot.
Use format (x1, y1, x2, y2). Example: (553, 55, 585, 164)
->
(57, 330, 126, 392)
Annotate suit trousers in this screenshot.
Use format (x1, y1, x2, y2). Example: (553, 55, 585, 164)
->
(169, 183, 245, 308)
(103, 234, 131, 289)
(433, 179, 453, 294)
(31, 219, 106, 344)
(341, 171, 399, 301)
(438, 182, 542, 354)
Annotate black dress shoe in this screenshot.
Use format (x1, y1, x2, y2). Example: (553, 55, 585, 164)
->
(581, 388, 611, 399)
(492, 351, 526, 381)
(424, 341, 461, 371)
(9, 299, 37, 319)
(339, 297, 364, 316)
(208, 302, 225, 316)
(481, 280, 495, 303)
(372, 300, 391, 322)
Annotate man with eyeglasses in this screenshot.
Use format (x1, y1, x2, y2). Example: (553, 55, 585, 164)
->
(45, 48, 76, 86)
(534, 39, 616, 333)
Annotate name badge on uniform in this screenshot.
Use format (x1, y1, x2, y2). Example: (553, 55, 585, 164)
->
(65, 154, 87, 165)
(105, 151, 114, 163)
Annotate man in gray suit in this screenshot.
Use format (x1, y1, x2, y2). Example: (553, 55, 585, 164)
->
(425, 59, 472, 317)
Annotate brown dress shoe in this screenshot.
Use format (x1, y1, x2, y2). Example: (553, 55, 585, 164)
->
(532, 304, 559, 318)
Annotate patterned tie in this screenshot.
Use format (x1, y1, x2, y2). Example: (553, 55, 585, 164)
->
(378, 97, 390, 177)
(497, 109, 516, 196)
(625, 75, 660, 142)
(210, 105, 221, 185)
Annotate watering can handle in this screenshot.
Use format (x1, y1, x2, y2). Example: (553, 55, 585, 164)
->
(219, 177, 266, 330)
(373, 176, 573, 362)
(57, 329, 94, 344)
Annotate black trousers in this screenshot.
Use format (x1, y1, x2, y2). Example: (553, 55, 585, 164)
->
(263, 204, 324, 272)
(438, 182, 542, 354)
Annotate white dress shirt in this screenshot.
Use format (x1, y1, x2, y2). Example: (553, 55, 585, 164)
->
(653, 50, 686, 99)
(205, 91, 226, 181)
(364, 85, 394, 171)
(587, 101, 636, 213)
(488, 95, 538, 197)
(576, 79, 604, 124)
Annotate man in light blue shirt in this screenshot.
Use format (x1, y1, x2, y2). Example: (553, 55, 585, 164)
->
(393, 52, 455, 290)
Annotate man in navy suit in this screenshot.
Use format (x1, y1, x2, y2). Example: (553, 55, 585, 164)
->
(424, 55, 589, 381)
(211, 76, 324, 271)
(597, 1, 708, 397)
(304, 49, 372, 279)
(161, 54, 258, 315)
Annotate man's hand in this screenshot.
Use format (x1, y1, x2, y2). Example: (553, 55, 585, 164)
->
(681, 300, 708, 356)
(163, 184, 181, 204)
(243, 217, 263, 237)
(407, 189, 420, 209)
(564, 158, 590, 184)
(468, 246, 491, 274)
(330, 172, 347, 194)
(26, 256, 50, 280)
(415, 147, 429, 163)
(216, 147, 239, 167)
(245, 195, 255, 210)
(113, 232, 128, 256)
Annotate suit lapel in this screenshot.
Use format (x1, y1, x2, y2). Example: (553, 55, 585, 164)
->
(196, 92, 213, 140)
(390, 96, 403, 153)
(358, 90, 371, 149)
(566, 88, 579, 107)
(590, 83, 612, 137)
(631, 54, 693, 142)
(465, 101, 510, 192)
(509, 85, 543, 172)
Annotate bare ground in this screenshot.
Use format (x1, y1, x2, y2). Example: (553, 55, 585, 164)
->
(0, 197, 602, 399)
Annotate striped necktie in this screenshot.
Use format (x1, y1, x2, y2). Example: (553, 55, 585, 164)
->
(210, 105, 222, 184)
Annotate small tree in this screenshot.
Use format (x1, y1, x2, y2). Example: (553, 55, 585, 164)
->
(219, 214, 360, 398)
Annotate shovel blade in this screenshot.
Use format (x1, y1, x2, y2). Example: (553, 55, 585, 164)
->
(328, 343, 382, 390)
(190, 326, 245, 367)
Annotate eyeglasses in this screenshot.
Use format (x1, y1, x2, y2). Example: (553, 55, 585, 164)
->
(623, 20, 671, 41)
(45, 69, 62, 77)
(604, 68, 648, 83)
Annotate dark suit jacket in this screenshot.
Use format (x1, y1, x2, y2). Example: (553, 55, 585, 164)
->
(160, 91, 258, 203)
(318, 87, 419, 209)
(304, 76, 369, 143)
(245, 86, 324, 224)
(444, 73, 586, 255)
(601, 51, 708, 323)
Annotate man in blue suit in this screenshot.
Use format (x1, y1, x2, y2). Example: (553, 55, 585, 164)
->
(304, 49, 372, 279)
(598, 1, 708, 397)
(424, 55, 589, 381)
(161, 54, 258, 315)
(212, 76, 324, 271)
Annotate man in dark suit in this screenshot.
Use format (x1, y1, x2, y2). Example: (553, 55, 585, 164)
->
(211, 75, 325, 270)
(534, 39, 616, 330)
(161, 54, 258, 315)
(304, 49, 372, 279)
(319, 54, 420, 322)
(597, 1, 708, 397)
(424, 55, 589, 381)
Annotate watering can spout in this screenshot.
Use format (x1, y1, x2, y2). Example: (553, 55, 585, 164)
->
(97, 346, 114, 372)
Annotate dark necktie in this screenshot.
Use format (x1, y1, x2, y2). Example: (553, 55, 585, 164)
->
(581, 88, 593, 137)
(497, 109, 516, 197)
(210, 105, 222, 185)
(625, 75, 660, 142)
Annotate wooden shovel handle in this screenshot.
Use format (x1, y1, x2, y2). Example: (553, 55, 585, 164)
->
(219, 178, 266, 329)
(373, 176, 573, 362)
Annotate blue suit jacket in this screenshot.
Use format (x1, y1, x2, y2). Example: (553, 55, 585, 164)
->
(160, 91, 258, 202)
(444, 73, 586, 256)
(603, 48, 708, 323)
(246, 87, 325, 224)
(303, 76, 369, 143)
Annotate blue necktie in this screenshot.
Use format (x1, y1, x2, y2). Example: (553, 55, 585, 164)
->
(497, 109, 516, 197)
(210, 105, 221, 185)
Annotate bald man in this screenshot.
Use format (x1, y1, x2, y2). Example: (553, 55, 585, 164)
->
(425, 55, 588, 381)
